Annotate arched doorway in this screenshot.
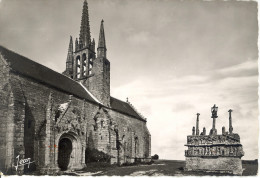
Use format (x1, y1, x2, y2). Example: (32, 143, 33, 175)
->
(58, 138, 72, 170)
(56, 132, 84, 171)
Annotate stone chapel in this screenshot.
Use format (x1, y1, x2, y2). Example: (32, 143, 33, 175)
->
(0, 0, 151, 175)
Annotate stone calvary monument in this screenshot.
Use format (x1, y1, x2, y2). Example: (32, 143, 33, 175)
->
(184, 105, 244, 175)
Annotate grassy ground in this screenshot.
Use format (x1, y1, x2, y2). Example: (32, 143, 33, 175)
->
(64, 159, 258, 176)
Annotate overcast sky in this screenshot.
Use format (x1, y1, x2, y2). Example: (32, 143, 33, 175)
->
(0, 0, 258, 160)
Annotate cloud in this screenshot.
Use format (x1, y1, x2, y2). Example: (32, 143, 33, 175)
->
(112, 59, 258, 160)
(172, 103, 195, 112)
(208, 59, 258, 80)
(126, 31, 158, 45)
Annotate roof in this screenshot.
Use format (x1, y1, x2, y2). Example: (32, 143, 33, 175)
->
(110, 97, 146, 122)
(0, 45, 97, 103)
(0, 46, 146, 122)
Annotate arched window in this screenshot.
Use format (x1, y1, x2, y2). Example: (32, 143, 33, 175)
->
(82, 53, 87, 77)
(88, 57, 93, 75)
(76, 55, 80, 79)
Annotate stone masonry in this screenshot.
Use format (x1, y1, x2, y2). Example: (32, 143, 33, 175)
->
(184, 105, 244, 175)
(0, 0, 151, 175)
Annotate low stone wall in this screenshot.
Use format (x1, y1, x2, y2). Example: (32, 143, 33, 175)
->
(185, 157, 243, 175)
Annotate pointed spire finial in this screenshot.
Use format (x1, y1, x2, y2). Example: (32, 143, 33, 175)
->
(67, 36, 73, 58)
(65, 36, 74, 78)
(97, 19, 107, 58)
(66, 36, 73, 62)
(79, 0, 91, 49)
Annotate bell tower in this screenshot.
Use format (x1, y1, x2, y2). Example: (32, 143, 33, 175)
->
(72, 0, 95, 80)
(63, 0, 110, 106)
(88, 20, 110, 107)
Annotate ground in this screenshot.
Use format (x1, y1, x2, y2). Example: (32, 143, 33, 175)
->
(62, 160, 258, 176)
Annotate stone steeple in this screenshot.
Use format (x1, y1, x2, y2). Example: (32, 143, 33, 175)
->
(66, 36, 73, 63)
(79, 0, 91, 49)
(63, 36, 74, 78)
(75, 38, 79, 51)
(72, 0, 95, 80)
(91, 38, 96, 55)
(88, 19, 110, 107)
(97, 20, 107, 58)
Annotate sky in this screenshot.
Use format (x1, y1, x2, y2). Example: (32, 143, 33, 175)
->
(0, 0, 258, 160)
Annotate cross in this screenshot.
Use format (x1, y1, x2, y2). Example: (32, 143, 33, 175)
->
(211, 104, 218, 118)
(211, 104, 218, 131)
(212, 104, 218, 112)
(196, 113, 200, 135)
(228, 109, 233, 134)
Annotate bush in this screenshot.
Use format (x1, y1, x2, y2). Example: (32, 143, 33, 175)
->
(151, 154, 159, 160)
(85, 148, 111, 163)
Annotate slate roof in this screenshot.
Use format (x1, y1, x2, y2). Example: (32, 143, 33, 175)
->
(0, 45, 97, 103)
(0, 46, 146, 122)
(110, 97, 146, 122)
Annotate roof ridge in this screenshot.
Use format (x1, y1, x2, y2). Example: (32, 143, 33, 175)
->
(79, 82, 103, 105)
(110, 96, 126, 103)
(0, 45, 97, 104)
(0, 45, 148, 122)
(0, 45, 60, 74)
(0, 45, 78, 85)
(126, 100, 147, 121)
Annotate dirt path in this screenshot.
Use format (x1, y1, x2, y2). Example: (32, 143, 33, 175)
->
(72, 160, 185, 176)
(69, 160, 257, 176)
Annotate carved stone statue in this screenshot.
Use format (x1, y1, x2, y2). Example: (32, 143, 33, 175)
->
(192, 127, 195, 136)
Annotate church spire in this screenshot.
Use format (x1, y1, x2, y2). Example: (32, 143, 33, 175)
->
(64, 36, 74, 78)
(97, 19, 107, 58)
(79, 0, 91, 49)
(66, 36, 73, 62)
